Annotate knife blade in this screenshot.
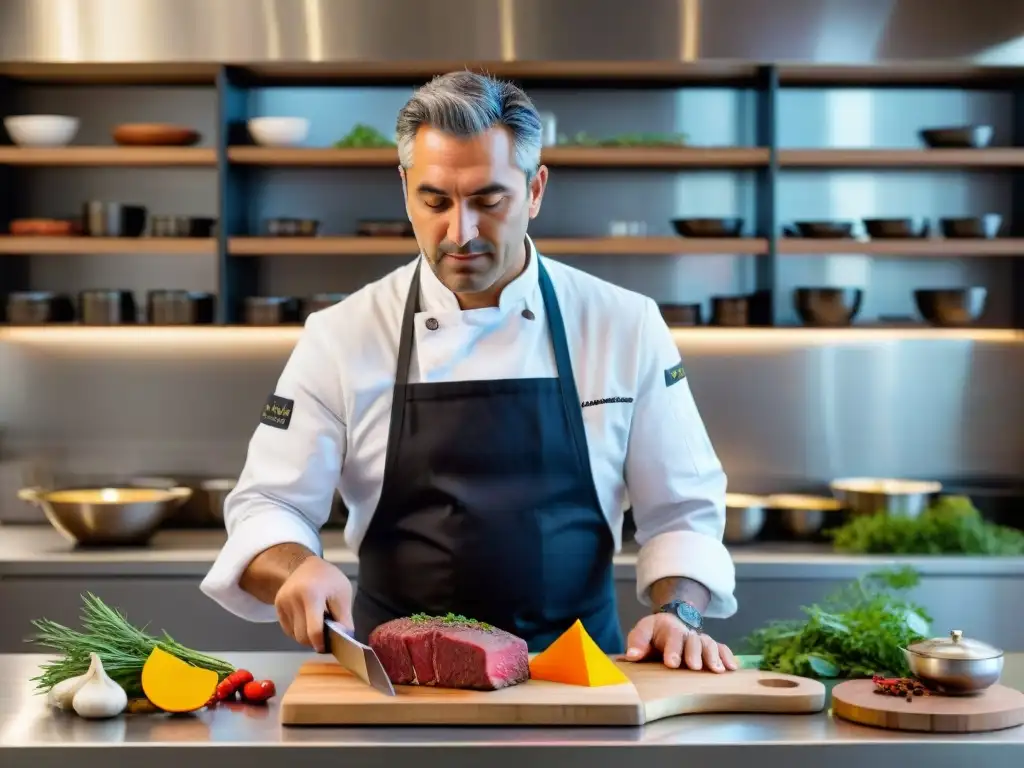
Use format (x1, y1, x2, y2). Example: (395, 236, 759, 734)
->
(324, 617, 396, 696)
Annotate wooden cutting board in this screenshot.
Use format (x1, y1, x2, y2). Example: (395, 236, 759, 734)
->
(280, 658, 826, 726)
(832, 680, 1024, 733)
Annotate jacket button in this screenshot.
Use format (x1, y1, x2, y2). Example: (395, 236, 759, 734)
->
(425, 317, 439, 331)
(522, 308, 535, 320)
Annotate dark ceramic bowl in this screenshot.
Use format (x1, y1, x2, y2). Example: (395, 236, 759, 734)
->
(863, 217, 930, 239)
(914, 288, 988, 327)
(671, 218, 744, 238)
(785, 221, 855, 239)
(920, 125, 993, 149)
(794, 287, 864, 327)
(939, 215, 1002, 239)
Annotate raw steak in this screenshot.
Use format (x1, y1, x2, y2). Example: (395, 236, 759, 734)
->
(369, 614, 530, 690)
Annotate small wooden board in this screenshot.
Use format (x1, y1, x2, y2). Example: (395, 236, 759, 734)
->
(280, 658, 826, 726)
(832, 679, 1024, 733)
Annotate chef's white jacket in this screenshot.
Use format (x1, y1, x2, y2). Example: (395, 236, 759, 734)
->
(201, 236, 737, 624)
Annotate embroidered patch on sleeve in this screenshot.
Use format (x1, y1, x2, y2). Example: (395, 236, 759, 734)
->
(260, 394, 294, 430)
(664, 361, 686, 387)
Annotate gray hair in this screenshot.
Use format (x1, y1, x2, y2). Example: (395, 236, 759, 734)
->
(396, 70, 542, 179)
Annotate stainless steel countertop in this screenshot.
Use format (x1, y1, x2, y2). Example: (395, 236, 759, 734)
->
(3, 524, 1024, 580)
(1, 652, 1023, 768)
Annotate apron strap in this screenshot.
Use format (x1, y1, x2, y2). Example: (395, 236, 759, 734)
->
(537, 261, 599, 495)
(382, 259, 422, 484)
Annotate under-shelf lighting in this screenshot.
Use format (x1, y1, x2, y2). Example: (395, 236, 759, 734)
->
(2, 325, 1021, 354)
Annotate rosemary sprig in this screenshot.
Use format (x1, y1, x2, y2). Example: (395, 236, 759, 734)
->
(28, 592, 235, 698)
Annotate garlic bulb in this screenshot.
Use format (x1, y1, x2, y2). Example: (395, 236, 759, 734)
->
(47, 673, 88, 710)
(71, 653, 127, 719)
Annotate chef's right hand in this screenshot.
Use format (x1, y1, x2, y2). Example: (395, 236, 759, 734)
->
(274, 556, 354, 653)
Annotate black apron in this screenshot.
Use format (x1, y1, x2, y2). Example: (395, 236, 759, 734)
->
(352, 256, 623, 654)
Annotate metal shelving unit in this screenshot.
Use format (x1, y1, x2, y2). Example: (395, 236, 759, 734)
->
(1, 60, 1023, 327)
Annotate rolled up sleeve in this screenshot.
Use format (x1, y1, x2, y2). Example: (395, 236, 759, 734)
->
(200, 312, 347, 622)
(624, 299, 736, 619)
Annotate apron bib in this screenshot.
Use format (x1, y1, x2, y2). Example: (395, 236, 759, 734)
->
(353, 257, 623, 653)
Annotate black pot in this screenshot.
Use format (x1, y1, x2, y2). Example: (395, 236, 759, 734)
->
(147, 290, 217, 325)
(82, 202, 147, 237)
(79, 290, 137, 324)
(710, 295, 750, 327)
(303, 293, 349, 320)
(150, 216, 217, 238)
(5, 292, 76, 324)
(244, 296, 304, 325)
(659, 303, 703, 326)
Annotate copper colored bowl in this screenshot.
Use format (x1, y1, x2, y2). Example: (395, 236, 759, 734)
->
(112, 123, 201, 146)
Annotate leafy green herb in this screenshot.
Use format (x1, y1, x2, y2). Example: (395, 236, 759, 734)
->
(334, 124, 396, 148)
(557, 131, 688, 147)
(740, 567, 931, 679)
(28, 593, 235, 698)
(409, 612, 493, 630)
(829, 495, 1024, 555)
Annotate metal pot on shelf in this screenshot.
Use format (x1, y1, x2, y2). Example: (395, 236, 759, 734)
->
(903, 629, 1004, 694)
(830, 477, 942, 518)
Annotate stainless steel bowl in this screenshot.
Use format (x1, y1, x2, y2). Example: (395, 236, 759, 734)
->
(830, 477, 942, 518)
(724, 493, 767, 544)
(903, 629, 1004, 694)
(767, 494, 845, 538)
(200, 478, 236, 522)
(17, 485, 191, 546)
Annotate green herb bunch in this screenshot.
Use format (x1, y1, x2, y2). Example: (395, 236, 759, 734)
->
(829, 495, 1024, 555)
(741, 567, 931, 679)
(28, 592, 235, 698)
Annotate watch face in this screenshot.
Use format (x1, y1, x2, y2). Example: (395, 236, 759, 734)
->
(674, 601, 703, 630)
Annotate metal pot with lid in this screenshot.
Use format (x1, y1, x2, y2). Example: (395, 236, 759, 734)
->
(903, 629, 1004, 694)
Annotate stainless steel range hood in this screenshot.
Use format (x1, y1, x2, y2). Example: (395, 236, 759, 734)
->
(1, 0, 1023, 64)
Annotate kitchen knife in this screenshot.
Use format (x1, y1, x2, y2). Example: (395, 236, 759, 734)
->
(324, 616, 396, 696)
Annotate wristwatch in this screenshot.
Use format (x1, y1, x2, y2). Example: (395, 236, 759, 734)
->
(658, 600, 704, 633)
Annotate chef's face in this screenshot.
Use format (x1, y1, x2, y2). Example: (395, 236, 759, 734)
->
(401, 124, 547, 302)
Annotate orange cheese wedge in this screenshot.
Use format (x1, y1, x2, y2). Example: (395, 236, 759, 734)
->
(529, 619, 631, 686)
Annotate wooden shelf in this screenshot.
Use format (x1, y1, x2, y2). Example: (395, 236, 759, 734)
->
(232, 60, 760, 87)
(778, 238, 1024, 256)
(0, 147, 216, 167)
(229, 146, 768, 168)
(779, 148, 1024, 167)
(229, 237, 769, 257)
(0, 62, 219, 85)
(0, 237, 216, 255)
(777, 62, 1024, 87)
(1, 61, 1020, 89)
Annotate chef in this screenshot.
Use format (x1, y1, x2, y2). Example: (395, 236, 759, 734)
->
(201, 70, 739, 673)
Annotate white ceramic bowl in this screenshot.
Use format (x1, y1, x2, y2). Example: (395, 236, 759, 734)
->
(4, 115, 80, 147)
(247, 117, 310, 147)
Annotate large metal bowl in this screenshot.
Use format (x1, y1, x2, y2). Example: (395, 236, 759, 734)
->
(766, 493, 846, 539)
(724, 493, 767, 544)
(18, 485, 192, 546)
(830, 477, 942, 518)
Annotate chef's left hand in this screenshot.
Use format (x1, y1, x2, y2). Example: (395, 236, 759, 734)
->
(625, 613, 738, 672)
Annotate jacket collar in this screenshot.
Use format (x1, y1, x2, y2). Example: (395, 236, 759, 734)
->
(418, 235, 541, 314)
